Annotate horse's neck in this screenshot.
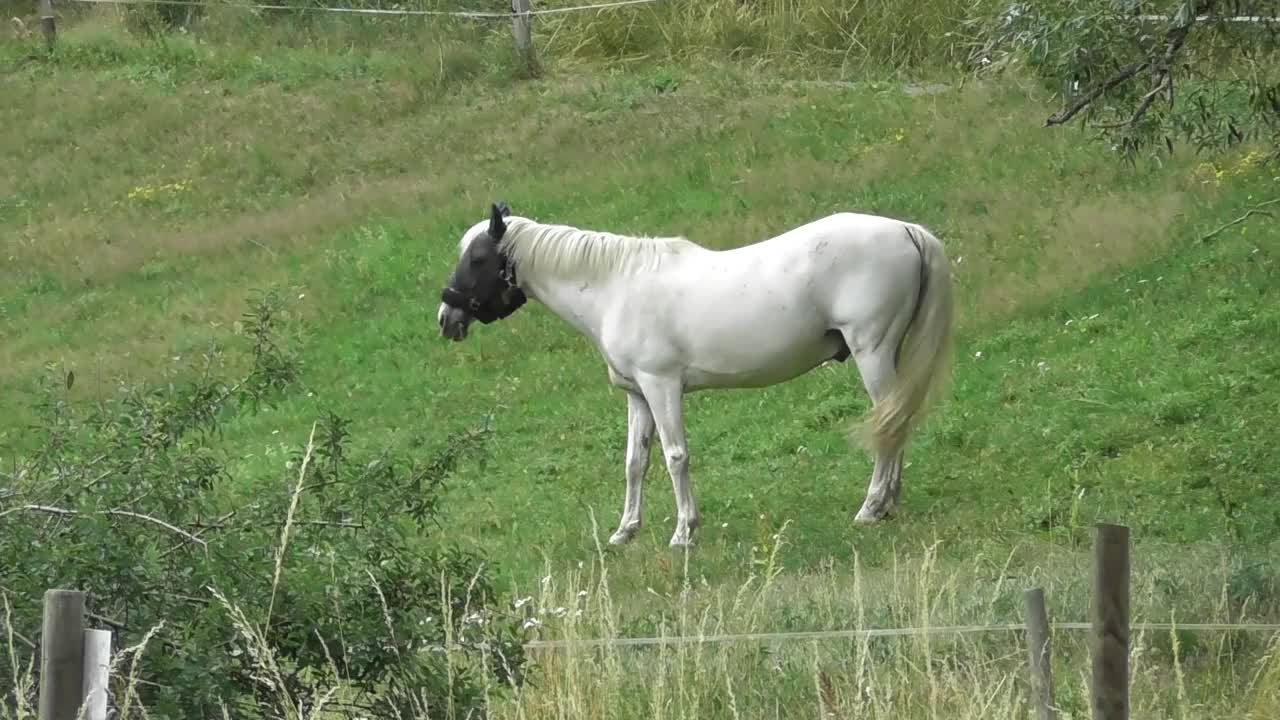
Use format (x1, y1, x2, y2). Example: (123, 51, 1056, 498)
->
(523, 275, 611, 342)
(505, 217, 681, 341)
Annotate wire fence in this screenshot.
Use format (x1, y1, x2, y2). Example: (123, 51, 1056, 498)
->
(49, 0, 1280, 22)
(60, 0, 665, 18)
(523, 620, 1280, 650)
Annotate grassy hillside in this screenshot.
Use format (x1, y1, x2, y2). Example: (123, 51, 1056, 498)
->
(3, 6, 1280, 718)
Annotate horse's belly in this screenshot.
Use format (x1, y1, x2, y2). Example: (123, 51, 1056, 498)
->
(682, 330, 845, 391)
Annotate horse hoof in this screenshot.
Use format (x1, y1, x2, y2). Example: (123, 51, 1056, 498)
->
(854, 508, 884, 525)
(610, 519, 644, 545)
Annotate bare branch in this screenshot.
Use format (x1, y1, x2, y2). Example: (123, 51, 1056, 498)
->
(158, 506, 247, 560)
(1093, 75, 1174, 129)
(0, 503, 74, 519)
(1200, 198, 1280, 241)
(143, 589, 212, 606)
(88, 611, 128, 630)
(190, 506, 252, 533)
(104, 509, 209, 549)
(2, 504, 208, 549)
(290, 520, 364, 529)
(1046, 61, 1150, 127)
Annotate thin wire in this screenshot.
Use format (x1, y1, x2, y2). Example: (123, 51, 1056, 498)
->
(1136, 14, 1278, 23)
(59, 2, 1271, 21)
(523, 621, 1280, 650)
(63, 0, 664, 18)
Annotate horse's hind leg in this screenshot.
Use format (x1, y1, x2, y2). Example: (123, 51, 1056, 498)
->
(848, 344, 906, 523)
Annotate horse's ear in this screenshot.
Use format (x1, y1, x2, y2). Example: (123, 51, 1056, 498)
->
(489, 202, 509, 238)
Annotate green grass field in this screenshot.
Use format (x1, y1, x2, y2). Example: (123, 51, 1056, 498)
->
(3, 5, 1280, 718)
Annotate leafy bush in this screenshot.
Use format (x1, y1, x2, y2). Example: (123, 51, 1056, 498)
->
(1, 290, 528, 719)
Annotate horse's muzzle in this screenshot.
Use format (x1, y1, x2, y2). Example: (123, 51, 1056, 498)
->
(438, 303, 472, 342)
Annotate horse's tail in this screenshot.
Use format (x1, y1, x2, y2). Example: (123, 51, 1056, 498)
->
(861, 222, 955, 457)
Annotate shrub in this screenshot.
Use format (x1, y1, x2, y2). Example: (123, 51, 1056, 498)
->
(0, 289, 528, 719)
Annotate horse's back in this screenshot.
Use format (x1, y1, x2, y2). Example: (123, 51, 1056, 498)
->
(600, 212, 923, 389)
(753, 211, 920, 253)
(640, 211, 923, 322)
(721, 211, 924, 296)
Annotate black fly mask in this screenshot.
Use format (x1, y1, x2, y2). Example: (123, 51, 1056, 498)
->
(440, 202, 528, 326)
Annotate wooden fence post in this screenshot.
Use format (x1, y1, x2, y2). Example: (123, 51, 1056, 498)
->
(1024, 587, 1056, 720)
(510, 0, 539, 77)
(38, 589, 85, 720)
(1091, 523, 1130, 720)
(38, 0, 56, 50)
(82, 628, 113, 720)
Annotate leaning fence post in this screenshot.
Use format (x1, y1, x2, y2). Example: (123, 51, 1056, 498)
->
(82, 628, 113, 720)
(1024, 587, 1056, 720)
(38, 589, 85, 720)
(1091, 523, 1130, 720)
(510, 0, 539, 77)
(37, 0, 56, 50)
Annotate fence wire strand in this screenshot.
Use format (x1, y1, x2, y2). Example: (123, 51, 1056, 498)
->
(56, 1, 1275, 21)
(62, 0, 664, 18)
(1136, 14, 1278, 22)
(524, 621, 1280, 650)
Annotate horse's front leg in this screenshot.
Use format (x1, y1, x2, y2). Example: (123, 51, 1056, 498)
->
(609, 391, 655, 545)
(636, 373, 699, 548)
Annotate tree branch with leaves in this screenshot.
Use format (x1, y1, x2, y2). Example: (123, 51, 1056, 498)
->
(968, 0, 1279, 161)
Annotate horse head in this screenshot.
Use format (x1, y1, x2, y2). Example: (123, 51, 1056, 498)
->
(438, 201, 528, 341)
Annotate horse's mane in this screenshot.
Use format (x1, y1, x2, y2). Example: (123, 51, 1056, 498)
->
(499, 217, 700, 282)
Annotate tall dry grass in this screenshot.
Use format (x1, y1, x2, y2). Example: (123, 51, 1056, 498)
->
(537, 0, 991, 72)
(5, 508, 1280, 718)
(489, 522, 1280, 720)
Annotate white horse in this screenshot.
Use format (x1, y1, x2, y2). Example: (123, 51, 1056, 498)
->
(438, 203, 954, 548)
